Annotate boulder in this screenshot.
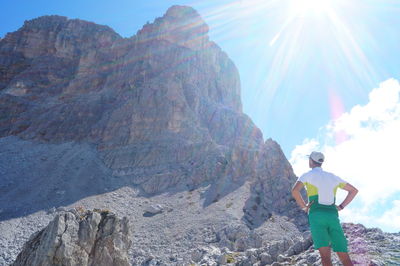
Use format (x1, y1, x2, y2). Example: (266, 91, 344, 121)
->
(143, 204, 164, 216)
(12, 209, 131, 266)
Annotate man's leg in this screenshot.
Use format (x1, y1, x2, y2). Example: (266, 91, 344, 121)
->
(318, 246, 332, 266)
(336, 252, 353, 266)
(328, 215, 353, 265)
(310, 212, 332, 265)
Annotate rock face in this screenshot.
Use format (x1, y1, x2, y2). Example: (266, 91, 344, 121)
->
(12, 209, 131, 266)
(243, 139, 308, 229)
(0, 5, 270, 196)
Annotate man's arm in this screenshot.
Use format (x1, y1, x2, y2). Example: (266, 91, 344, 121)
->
(291, 181, 309, 212)
(337, 183, 358, 210)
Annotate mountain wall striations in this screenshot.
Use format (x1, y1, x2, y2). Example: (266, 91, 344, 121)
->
(0, 5, 296, 198)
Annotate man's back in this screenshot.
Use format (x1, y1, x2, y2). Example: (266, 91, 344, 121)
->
(299, 167, 347, 212)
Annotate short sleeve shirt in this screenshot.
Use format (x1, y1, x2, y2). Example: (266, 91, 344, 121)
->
(298, 167, 347, 205)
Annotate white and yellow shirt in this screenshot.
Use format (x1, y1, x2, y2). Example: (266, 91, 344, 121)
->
(298, 167, 347, 213)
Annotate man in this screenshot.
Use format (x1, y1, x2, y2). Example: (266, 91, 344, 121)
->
(291, 151, 358, 266)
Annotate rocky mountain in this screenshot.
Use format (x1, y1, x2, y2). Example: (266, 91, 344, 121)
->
(0, 6, 269, 196)
(0, 5, 399, 266)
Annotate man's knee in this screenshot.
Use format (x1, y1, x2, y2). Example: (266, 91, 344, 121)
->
(318, 247, 333, 266)
(336, 252, 353, 266)
(318, 246, 331, 257)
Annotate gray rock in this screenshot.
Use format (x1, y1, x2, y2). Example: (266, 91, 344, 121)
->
(245, 248, 258, 258)
(222, 224, 250, 242)
(267, 241, 280, 260)
(12, 210, 131, 266)
(46, 207, 56, 214)
(146, 258, 160, 266)
(132, 248, 145, 257)
(249, 254, 258, 264)
(56, 207, 68, 212)
(144, 204, 164, 216)
(260, 252, 273, 265)
(217, 254, 227, 264)
(277, 254, 288, 262)
(190, 249, 203, 263)
(235, 237, 249, 252)
(306, 252, 319, 264)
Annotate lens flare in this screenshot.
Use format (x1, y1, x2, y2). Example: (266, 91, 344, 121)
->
(186, 0, 380, 125)
(290, 0, 332, 17)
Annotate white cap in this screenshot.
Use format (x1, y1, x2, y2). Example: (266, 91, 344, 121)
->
(308, 151, 325, 164)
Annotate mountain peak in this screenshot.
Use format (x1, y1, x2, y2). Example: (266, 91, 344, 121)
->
(20, 15, 118, 37)
(0, 15, 120, 59)
(22, 15, 68, 27)
(164, 5, 201, 18)
(136, 5, 209, 50)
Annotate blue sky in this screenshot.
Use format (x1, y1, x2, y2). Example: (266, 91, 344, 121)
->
(1, 0, 400, 232)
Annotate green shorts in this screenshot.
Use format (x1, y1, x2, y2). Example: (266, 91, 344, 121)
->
(308, 211, 348, 252)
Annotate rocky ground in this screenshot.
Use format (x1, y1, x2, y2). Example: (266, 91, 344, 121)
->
(0, 177, 303, 265)
(1, 183, 399, 265)
(0, 134, 399, 266)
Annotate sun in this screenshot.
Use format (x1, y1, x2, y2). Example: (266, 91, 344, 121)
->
(290, 0, 333, 17)
(198, 0, 371, 109)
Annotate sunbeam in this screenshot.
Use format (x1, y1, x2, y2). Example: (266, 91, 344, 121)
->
(190, 0, 382, 119)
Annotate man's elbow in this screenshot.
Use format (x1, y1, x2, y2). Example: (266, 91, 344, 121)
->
(291, 182, 303, 197)
(291, 188, 298, 197)
(350, 186, 359, 195)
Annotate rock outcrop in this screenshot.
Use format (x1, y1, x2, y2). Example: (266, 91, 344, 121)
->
(182, 223, 400, 265)
(12, 209, 131, 266)
(243, 139, 307, 229)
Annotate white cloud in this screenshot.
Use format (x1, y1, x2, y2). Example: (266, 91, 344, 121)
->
(378, 200, 400, 229)
(289, 78, 400, 232)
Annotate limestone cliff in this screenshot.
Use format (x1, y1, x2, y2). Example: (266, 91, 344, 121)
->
(0, 6, 293, 196)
